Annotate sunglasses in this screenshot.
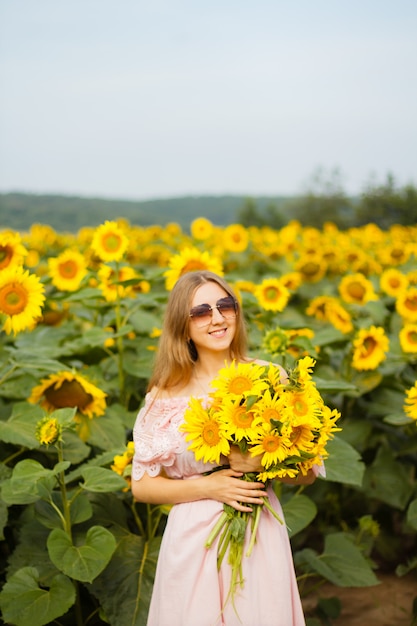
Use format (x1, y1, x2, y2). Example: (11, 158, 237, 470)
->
(189, 296, 238, 327)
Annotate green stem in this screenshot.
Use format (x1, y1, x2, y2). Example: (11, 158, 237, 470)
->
(131, 501, 146, 536)
(0, 363, 18, 387)
(3, 446, 25, 466)
(114, 289, 126, 407)
(205, 510, 228, 549)
(246, 503, 262, 557)
(216, 523, 232, 571)
(57, 442, 72, 537)
(261, 497, 284, 525)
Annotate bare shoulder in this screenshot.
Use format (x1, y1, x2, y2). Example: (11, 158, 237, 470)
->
(148, 384, 194, 400)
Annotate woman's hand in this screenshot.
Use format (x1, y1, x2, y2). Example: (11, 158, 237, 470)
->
(228, 445, 263, 473)
(279, 469, 317, 486)
(204, 468, 267, 513)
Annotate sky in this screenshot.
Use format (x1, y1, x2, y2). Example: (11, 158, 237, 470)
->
(0, 0, 416, 200)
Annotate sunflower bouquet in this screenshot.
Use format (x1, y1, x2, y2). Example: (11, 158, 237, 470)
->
(180, 356, 341, 605)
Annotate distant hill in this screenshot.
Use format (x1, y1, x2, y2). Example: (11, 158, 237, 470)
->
(0, 192, 290, 232)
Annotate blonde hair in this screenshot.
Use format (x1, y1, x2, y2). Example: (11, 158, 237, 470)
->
(148, 271, 248, 390)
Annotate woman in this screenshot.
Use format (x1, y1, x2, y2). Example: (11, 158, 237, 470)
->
(131, 270, 315, 626)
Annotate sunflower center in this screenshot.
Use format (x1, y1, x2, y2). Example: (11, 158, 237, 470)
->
(0, 283, 29, 315)
(228, 376, 252, 394)
(265, 287, 280, 302)
(348, 283, 366, 300)
(181, 260, 207, 273)
(262, 434, 280, 452)
(293, 396, 309, 417)
(0, 245, 12, 269)
(290, 425, 303, 445)
(232, 407, 253, 428)
(362, 337, 377, 357)
(300, 261, 320, 277)
(202, 420, 221, 446)
(404, 296, 417, 312)
(102, 233, 123, 252)
(44, 379, 93, 411)
(262, 408, 280, 423)
(409, 330, 417, 344)
(59, 260, 78, 278)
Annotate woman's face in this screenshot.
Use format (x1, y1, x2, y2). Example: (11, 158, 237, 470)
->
(188, 281, 237, 355)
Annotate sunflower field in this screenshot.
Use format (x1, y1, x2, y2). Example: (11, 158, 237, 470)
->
(0, 217, 416, 626)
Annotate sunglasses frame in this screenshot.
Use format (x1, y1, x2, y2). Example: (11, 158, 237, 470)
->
(189, 296, 238, 327)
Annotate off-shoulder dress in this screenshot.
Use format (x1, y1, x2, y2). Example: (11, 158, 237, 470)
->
(132, 393, 306, 626)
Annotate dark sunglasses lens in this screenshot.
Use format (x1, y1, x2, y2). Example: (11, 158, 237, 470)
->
(217, 297, 236, 316)
(190, 304, 211, 323)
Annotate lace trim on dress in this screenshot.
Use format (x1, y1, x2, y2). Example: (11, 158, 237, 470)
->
(131, 393, 193, 481)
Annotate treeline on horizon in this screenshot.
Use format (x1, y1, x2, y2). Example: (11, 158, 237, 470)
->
(1, 171, 416, 232)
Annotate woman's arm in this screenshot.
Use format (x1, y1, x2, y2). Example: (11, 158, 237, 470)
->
(131, 468, 269, 513)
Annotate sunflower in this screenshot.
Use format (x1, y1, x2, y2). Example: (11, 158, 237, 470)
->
(283, 328, 317, 358)
(255, 278, 290, 312)
(252, 389, 283, 426)
(164, 247, 224, 291)
(212, 360, 269, 398)
(399, 324, 417, 353)
(222, 224, 250, 253)
(396, 288, 417, 322)
(111, 441, 135, 488)
(218, 397, 258, 442)
(338, 273, 377, 305)
(295, 253, 327, 283)
(379, 268, 409, 298)
(404, 383, 417, 421)
(91, 221, 129, 262)
(97, 264, 137, 302)
(280, 272, 302, 291)
(326, 300, 354, 334)
(249, 423, 291, 468)
(282, 418, 316, 457)
(29, 371, 107, 419)
(190, 217, 214, 241)
(0, 266, 45, 335)
(180, 397, 230, 464)
(0, 230, 27, 270)
(262, 328, 289, 357)
(351, 326, 390, 371)
(48, 249, 88, 292)
(36, 417, 62, 446)
(305, 295, 336, 321)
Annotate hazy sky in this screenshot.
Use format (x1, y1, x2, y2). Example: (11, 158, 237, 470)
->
(1, 0, 416, 200)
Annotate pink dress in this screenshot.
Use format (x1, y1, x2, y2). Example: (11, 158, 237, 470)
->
(132, 393, 306, 626)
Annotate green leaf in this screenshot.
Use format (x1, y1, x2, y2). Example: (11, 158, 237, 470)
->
(362, 445, 414, 510)
(295, 532, 379, 587)
(282, 494, 317, 537)
(47, 526, 117, 583)
(86, 412, 127, 450)
(383, 413, 415, 426)
(0, 402, 44, 448)
(35, 492, 93, 530)
(0, 497, 8, 540)
(406, 499, 417, 531)
(81, 467, 128, 492)
(90, 532, 161, 626)
(351, 371, 383, 396)
(1, 460, 57, 505)
(323, 436, 365, 487)
(313, 377, 357, 393)
(0, 567, 76, 626)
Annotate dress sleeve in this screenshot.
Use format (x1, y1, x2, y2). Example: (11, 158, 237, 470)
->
(131, 394, 185, 481)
